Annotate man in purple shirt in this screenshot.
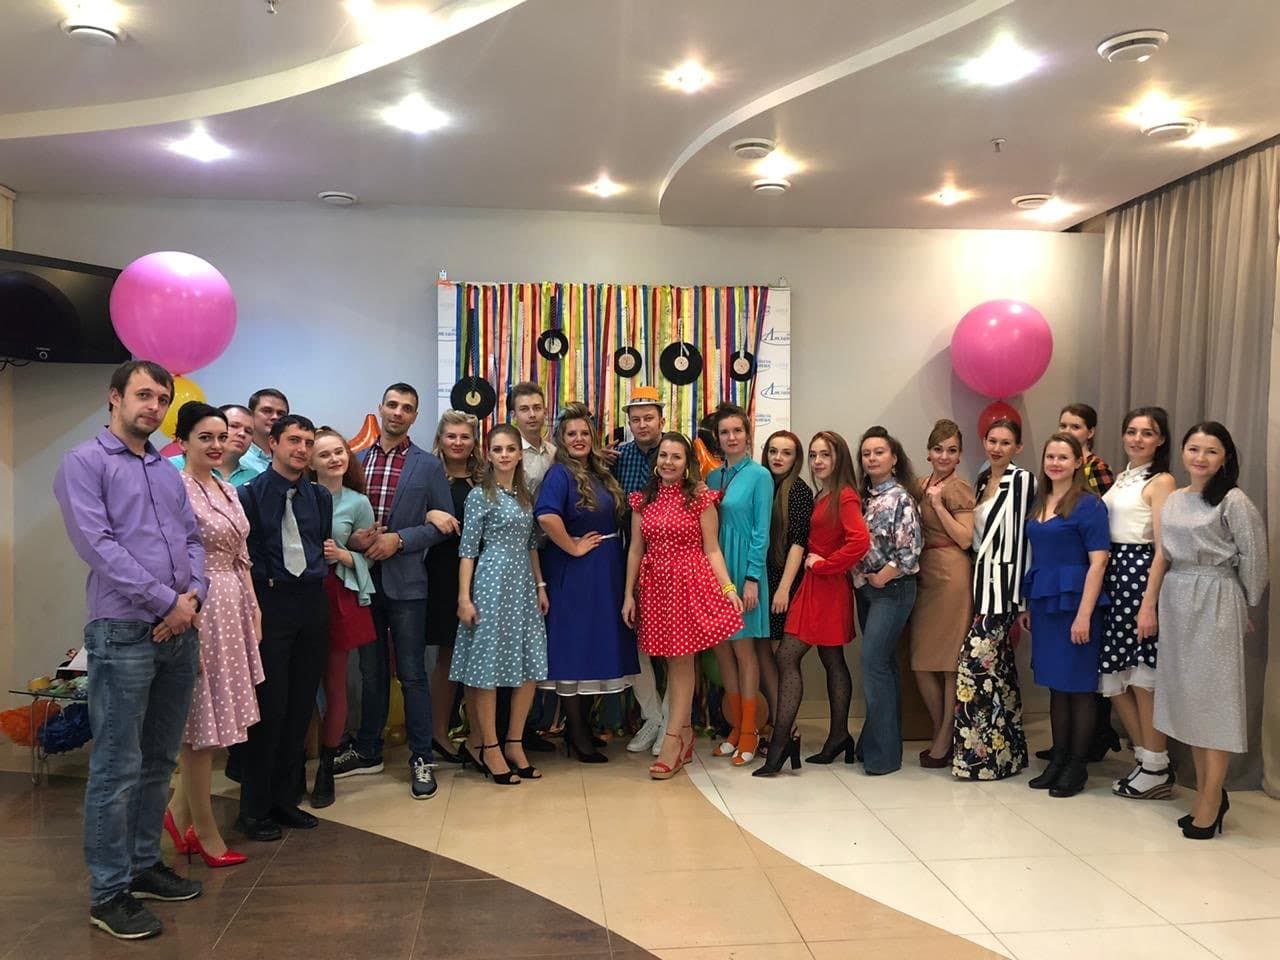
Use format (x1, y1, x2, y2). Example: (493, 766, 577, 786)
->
(53, 360, 209, 941)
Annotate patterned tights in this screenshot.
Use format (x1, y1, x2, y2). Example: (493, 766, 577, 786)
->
(766, 636, 854, 757)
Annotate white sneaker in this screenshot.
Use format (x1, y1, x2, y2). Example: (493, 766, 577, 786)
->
(627, 716, 662, 753)
(651, 714, 669, 757)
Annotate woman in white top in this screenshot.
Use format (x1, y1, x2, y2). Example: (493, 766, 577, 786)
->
(1100, 408, 1176, 800)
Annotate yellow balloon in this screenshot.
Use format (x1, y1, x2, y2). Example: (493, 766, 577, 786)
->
(159, 376, 206, 439)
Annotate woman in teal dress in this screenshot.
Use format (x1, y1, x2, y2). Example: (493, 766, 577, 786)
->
(452, 425, 550, 785)
(706, 403, 774, 765)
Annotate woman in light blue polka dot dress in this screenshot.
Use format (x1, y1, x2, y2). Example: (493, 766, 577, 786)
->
(452, 425, 550, 785)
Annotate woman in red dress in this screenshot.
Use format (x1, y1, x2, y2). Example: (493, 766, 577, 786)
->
(754, 431, 870, 777)
(623, 433, 743, 780)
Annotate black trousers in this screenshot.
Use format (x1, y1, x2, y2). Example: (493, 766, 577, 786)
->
(240, 580, 328, 819)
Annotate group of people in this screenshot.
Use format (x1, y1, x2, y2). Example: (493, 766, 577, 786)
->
(54, 360, 1269, 942)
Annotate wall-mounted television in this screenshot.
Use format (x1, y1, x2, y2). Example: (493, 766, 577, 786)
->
(0, 248, 130, 364)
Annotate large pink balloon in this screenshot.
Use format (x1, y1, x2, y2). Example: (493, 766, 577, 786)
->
(109, 252, 236, 375)
(950, 299, 1053, 398)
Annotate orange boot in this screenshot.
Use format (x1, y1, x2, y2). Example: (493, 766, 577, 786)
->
(713, 692, 741, 757)
(732, 698, 760, 766)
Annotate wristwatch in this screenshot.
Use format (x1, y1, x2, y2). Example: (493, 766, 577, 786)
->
(396, 533, 405, 553)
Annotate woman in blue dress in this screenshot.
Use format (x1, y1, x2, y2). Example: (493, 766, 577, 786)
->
(535, 403, 638, 763)
(452, 425, 550, 785)
(1020, 432, 1111, 797)
(706, 403, 773, 766)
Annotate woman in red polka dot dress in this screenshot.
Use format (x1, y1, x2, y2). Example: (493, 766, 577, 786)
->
(623, 433, 743, 780)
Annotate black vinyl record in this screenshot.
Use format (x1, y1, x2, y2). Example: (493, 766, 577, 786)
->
(537, 328, 568, 361)
(728, 349, 756, 382)
(659, 341, 703, 385)
(450, 377, 497, 418)
(613, 346, 642, 378)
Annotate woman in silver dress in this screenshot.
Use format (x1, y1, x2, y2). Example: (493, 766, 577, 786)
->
(1152, 422, 1268, 839)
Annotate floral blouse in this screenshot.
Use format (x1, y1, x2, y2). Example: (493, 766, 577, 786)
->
(852, 478, 923, 587)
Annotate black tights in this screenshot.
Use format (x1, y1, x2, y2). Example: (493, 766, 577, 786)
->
(1049, 689, 1095, 758)
(560, 694, 595, 754)
(767, 637, 854, 757)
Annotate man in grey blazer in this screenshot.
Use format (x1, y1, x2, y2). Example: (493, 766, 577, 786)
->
(333, 383, 458, 799)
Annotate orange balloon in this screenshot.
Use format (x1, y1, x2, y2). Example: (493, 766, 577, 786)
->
(694, 437, 723, 479)
(349, 413, 380, 453)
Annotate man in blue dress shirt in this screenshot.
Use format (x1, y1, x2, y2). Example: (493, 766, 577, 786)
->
(243, 387, 289, 475)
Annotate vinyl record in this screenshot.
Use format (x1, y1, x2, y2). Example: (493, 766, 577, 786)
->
(728, 349, 756, 382)
(613, 346, 642, 378)
(450, 377, 496, 418)
(537, 328, 568, 361)
(659, 341, 703, 385)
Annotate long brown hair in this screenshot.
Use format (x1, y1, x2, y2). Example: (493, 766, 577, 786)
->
(857, 425, 917, 496)
(810, 430, 859, 524)
(552, 402, 626, 520)
(639, 433, 702, 510)
(432, 410, 484, 485)
(481, 424, 532, 510)
(762, 430, 804, 568)
(313, 427, 367, 494)
(1032, 431, 1091, 520)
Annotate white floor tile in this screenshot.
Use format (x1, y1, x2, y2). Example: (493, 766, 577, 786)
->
(875, 805, 1068, 861)
(706, 765, 866, 815)
(1003, 793, 1187, 855)
(1085, 849, 1280, 924)
(734, 809, 914, 866)
(831, 763, 1005, 809)
(928, 856, 1162, 934)
(999, 924, 1217, 960)
(962, 933, 1014, 958)
(814, 861, 988, 934)
(1230, 845, 1280, 879)
(1178, 918, 1280, 960)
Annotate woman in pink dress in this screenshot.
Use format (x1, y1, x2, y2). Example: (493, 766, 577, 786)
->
(622, 433, 743, 780)
(164, 402, 263, 867)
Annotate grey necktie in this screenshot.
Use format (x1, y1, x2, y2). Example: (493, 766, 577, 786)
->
(283, 488, 307, 577)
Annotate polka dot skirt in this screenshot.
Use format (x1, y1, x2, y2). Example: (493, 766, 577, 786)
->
(1099, 541, 1158, 674)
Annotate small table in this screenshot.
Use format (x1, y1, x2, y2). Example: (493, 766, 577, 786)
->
(6, 689, 88, 784)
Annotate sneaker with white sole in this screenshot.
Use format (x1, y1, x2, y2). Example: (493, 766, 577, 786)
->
(332, 744, 384, 779)
(627, 716, 663, 753)
(128, 863, 202, 902)
(410, 755, 438, 799)
(89, 892, 162, 940)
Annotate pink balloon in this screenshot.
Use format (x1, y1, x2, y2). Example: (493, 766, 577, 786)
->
(158, 440, 183, 457)
(109, 252, 237, 375)
(950, 299, 1053, 399)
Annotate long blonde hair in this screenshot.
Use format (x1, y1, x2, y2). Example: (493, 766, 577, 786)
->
(481, 424, 532, 510)
(552, 402, 626, 520)
(432, 410, 483, 485)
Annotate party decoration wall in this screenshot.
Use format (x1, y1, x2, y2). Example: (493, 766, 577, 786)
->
(436, 282, 791, 445)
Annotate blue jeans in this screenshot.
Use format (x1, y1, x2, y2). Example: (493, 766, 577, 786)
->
(855, 577, 917, 775)
(356, 574, 435, 762)
(83, 618, 198, 904)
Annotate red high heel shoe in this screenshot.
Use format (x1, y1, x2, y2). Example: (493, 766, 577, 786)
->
(163, 809, 190, 857)
(184, 826, 248, 868)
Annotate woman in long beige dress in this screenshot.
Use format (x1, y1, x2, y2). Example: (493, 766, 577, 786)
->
(909, 419, 975, 767)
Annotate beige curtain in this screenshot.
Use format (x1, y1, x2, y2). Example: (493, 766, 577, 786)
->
(1099, 138, 1279, 794)
(0, 185, 13, 246)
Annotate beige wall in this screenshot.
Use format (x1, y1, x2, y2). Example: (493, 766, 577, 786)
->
(1, 186, 16, 768)
(9, 194, 1104, 720)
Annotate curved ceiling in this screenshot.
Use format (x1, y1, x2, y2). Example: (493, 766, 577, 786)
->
(0, 0, 1277, 230)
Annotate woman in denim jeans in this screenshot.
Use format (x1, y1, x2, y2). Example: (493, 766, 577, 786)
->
(852, 427, 923, 775)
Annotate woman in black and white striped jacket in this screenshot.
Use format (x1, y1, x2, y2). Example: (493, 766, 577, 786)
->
(951, 418, 1035, 781)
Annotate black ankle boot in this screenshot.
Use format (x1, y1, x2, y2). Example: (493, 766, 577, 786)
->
(1028, 748, 1067, 789)
(310, 747, 336, 809)
(1049, 755, 1089, 797)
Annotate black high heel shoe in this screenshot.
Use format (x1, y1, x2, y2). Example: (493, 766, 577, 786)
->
(503, 739, 542, 780)
(457, 743, 483, 771)
(753, 734, 802, 778)
(805, 735, 855, 765)
(433, 738, 463, 764)
(479, 744, 520, 786)
(563, 738, 608, 764)
(1182, 789, 1229, 838)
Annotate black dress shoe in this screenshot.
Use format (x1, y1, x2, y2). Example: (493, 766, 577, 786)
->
(235, 815, 282, 842)
(523, 732, 557, 753)
(270, 805, 319, 829)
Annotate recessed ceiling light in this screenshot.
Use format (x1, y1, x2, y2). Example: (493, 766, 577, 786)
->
(584, 175, 624, 198)
(1022, 197, 1081, 223)
(961, 35, 1042, 86)
(932, 185, 971, 206)
(732, 138, 776, 160)
(168, 127, 232, 163)
(665, 60, 712, 94)
(1125, 91, 1194, 130)
(318, 190, 358, 206)
(753, 150, 801, 179)
(382, 94, 448, 134)
(1097, 30, 1169, 63)
(1011, 194, 1051, 210)
(752, 178, 790, 195)
(1142, 117, 1200, 141)
(59, 1, 125, 45)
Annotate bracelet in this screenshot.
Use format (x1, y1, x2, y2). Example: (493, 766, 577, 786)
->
(721, 582, 737, 595)
(536, 581, 547, 588)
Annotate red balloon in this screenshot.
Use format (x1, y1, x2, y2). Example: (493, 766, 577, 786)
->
(978, 400, 1021, 439)
(158, 440, 183, 457)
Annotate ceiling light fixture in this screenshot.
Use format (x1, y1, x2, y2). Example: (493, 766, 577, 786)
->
(752, 178, 790, 195)
(585, 175, 624, 198)
(318, 190, 358, 206)
(1142, 117, 1200, 141)
(731, 137, 776, 160)
(382, 94, 448, 134)
(1097, 29, 1169, 63)
(59, 0, 125, 45)
(1011, 193, 1052, 210)
(168, 127, 232, 163)
(665, 60, 712, 94)
(753, 150, 801, 180)
(932, 185, 971, 206)
(960, 35, 1042, 86)
(1022, 197, 1081, 223)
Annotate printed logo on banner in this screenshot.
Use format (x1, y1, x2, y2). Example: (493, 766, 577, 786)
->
(760, 326, 790, 346)
(754, 412, 773, 427)
(755, 358, 772, 372)
(759, 382, 790, 400)
(438, 327, 457, 342)
(437, 384, 451, 399)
